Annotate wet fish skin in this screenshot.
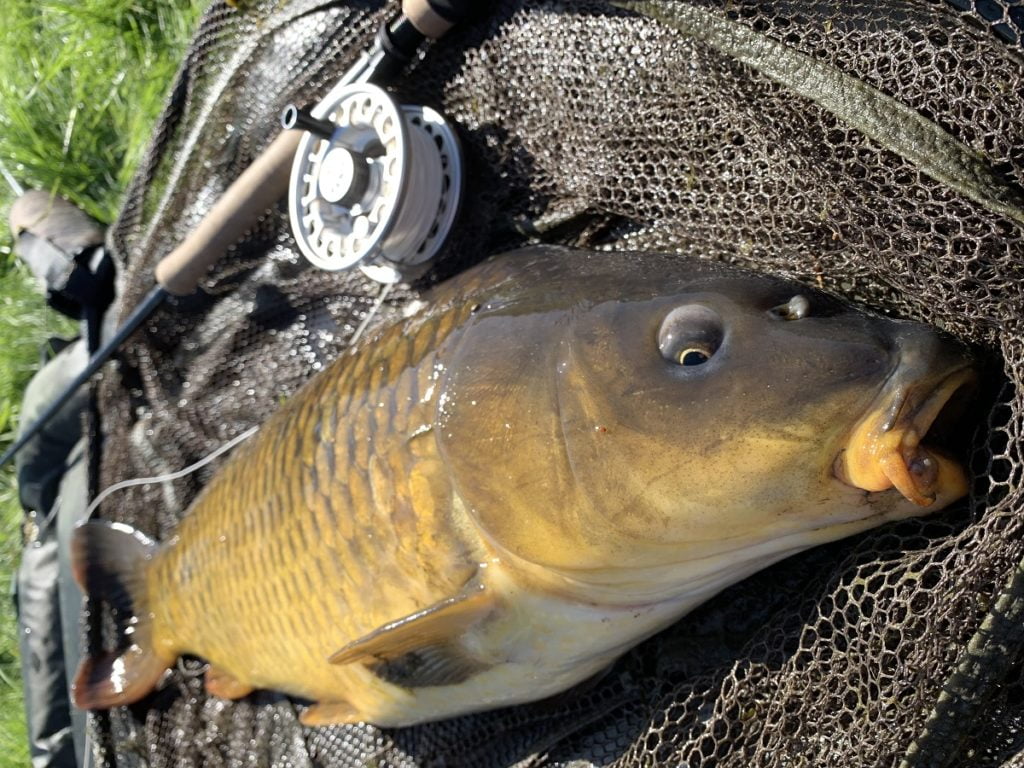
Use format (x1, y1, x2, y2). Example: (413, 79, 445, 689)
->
(151, 292, 482, 703)
(71, 246, 974, 726)
(436, 253, 970, 577)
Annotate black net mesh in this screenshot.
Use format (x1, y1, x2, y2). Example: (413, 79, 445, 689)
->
(88, 1, 1024, 765)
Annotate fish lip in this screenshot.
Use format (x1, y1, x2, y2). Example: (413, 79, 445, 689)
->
(879, 365, 976, 436)
(833, 365, 977, 507)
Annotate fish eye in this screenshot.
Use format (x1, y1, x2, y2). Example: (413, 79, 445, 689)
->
(677, 348, 712, 366)
(658, 305, 723, 368)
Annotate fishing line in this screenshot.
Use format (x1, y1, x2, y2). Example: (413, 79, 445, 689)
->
(349, 281, 393, 346)
(85, 281, 394, 519)
(84, 425, 259, 519)
(79, 426, 255, 768)
(86, 281, 395, 517)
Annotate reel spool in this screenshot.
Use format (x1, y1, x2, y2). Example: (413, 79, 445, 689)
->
(286, 83, 462, 284)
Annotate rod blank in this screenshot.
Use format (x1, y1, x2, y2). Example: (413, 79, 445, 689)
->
(0, 285, 168, 470)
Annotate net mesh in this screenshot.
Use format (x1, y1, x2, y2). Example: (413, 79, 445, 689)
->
(88, 1, 1024, 765)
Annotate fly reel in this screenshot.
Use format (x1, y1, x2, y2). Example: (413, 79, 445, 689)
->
(285, 83, 462, 284)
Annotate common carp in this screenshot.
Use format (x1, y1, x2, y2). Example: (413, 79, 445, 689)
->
(72, 246, 975, 727)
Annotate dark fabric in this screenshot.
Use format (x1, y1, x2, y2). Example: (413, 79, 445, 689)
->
(15, 341, 88, 514)
(14, 235, 115, 321)
(15, 341, 92, 768)
(16, 527, 75, 768)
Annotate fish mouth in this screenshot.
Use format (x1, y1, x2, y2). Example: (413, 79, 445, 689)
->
(834, 366, 977, 507)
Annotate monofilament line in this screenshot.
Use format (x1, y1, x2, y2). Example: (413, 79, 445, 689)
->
(84, 425, 259, 519)
(349, 282, 392, 346)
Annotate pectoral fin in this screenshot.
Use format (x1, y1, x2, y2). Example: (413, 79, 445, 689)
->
(329, 583, 491, 665)
(299, 700, 363, 726)
(371, 643, 491, 688)
(204, 665, 254, 700)
(328, 583, 494, 688)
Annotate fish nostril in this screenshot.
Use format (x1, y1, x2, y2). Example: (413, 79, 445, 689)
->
(769, 295, 811, 321)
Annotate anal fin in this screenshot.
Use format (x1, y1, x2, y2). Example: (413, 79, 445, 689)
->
(204, 664, 255, 700)
(328, 582, 493, 670)
(299, 700, 364, 726)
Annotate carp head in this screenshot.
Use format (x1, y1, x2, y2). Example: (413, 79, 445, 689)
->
(435, 249, 975, 604)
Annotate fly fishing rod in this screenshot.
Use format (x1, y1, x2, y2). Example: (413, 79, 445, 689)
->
(0, 0, 476, 469)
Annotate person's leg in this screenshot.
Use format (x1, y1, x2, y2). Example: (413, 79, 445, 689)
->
(13, 341, 89, 768)
(9, 191, 112, 768)
(55, 437, 89, 764)
(15, 523, 75, 768)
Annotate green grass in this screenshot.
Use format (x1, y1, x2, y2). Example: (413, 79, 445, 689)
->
(0, 1, 206, 763)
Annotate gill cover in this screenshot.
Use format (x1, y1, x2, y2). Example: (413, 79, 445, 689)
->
(435, 248, 940, 573)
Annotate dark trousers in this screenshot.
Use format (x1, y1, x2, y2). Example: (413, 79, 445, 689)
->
(14, 339, 90, 768)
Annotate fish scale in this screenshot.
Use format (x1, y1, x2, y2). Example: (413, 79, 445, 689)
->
(73, 248, 975, 727)
(147, 300, 481, 704)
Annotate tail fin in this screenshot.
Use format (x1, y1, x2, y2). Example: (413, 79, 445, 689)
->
(70, 520, 171, 709)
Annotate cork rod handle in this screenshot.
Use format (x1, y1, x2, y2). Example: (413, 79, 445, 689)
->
(154, 130, 302, 296)
(402, 0, 474, 38)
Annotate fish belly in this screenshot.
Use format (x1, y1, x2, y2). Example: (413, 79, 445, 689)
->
(340, 582, 684, 727)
